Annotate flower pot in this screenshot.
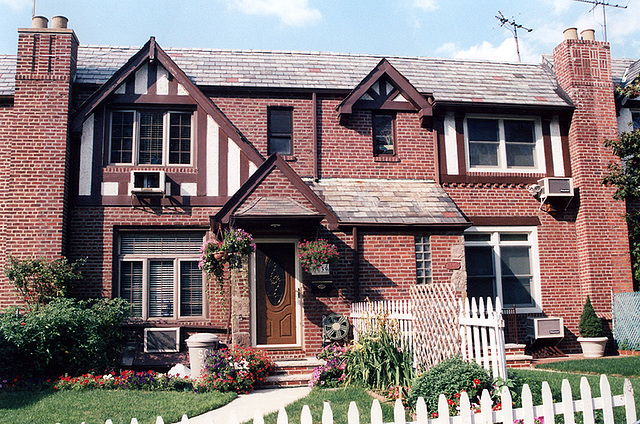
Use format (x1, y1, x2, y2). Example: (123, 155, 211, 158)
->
(213, 251, 228, 261)
(577, 336, 608, 358)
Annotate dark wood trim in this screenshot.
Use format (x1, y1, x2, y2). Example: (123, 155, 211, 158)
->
(353, 99, 417, 112)
(441, 174, 542, 185)
(337, 58, 432, 118)
(352, 226, 360, 302)
(73, 195, 230, 207)
(196, 105, 207, 196)
(542, 118, 554, 176)
(147, 61, 157, 95)
(467, 216, 541, 226)
(560, 118, 572, 177)
(435, 116, 446, 184)
(338, 221, 471, 230)
(219, 128, 228, 198)
(240, 151, 249, 183)
(110, 94, 197, 105)
(92, 108, 105, 200)
(312, 91, 319, 181)
(455, 113, 467, 176)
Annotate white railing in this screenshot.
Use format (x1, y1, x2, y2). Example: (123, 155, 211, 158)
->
(350, 299, 413, 347)
(459, 297, 507, 381)
(107, 374, 636, 424)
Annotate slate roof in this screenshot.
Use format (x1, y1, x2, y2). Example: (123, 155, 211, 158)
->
(0, 55, 16, 96)
(307, 178, 469, 226)
(236, 197, 320, 217)
(73, 46, 569, 107)
(621, 59, 640, 87)
(612, 58, 637, 85)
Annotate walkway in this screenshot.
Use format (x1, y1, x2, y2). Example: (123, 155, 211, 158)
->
(185, 386, 312, 424)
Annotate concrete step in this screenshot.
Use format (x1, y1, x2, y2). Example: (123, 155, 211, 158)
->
(506, 353, 533, 368)
(265, 373, 313, 387)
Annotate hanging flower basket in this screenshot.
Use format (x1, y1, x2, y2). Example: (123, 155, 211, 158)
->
(298, 239, 339, 273)
(213, 251, 228, 261)
(199, 227, 256, 287)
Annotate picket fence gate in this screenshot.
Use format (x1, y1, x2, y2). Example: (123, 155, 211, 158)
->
(101, 374, 636, 424)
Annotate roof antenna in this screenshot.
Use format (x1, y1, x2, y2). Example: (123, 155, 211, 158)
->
(572, 0, 627, 42)
(495, 11, 532, 62)
(32, 0, 35, 17)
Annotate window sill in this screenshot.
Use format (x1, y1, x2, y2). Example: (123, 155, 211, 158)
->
(374, 155, 400, 163)
(281, 155, 297, 162)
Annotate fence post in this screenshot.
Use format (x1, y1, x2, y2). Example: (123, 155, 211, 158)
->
(277, 407, 288, 424)
(624, 378, 637, 424)
(371, 399, 383, 424)
(541, 381, 556, 424)
(348, 402, 360, 424)
(322, 402, 333, 424)
(561, 379, 576, 424)
(394, 399, 406, 424)
(580, 376, 595, 424)
(301, 405, 313, 424)
(416, 397, 428, 424)
(501, 385, 514, 424)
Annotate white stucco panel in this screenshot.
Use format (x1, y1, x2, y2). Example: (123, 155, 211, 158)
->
(134, 64, 148, 95)
(156, 65, 169, 95)
(180, 183, 197, 197)
(101, 182, 119, 196)
(206, 116, 219, 196)
(550, 116, 565, 177)
(444, 112, 459, 175)
(228, 139, 241, 195)
(78, 115, 94, 196)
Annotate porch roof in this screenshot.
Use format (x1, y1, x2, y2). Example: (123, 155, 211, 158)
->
(235, 196, 321, 217)
(307, 178, 469, 227)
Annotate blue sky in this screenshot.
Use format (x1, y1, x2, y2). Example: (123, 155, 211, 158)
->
(0, 0, 638, 62)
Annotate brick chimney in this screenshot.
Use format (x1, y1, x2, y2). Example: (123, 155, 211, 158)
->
(8, 16, 79, 259)
(553, 29, 633, 314)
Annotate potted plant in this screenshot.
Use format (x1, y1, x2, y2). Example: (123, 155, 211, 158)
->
(577, 296, 608, 358)
(298, 239, 339, 273)
(199, 227, 256, 286)
(199, 239, 227, 287)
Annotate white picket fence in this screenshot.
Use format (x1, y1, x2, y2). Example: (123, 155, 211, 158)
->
(104, 374, 636, 424)
(459, 297, 507, 381)
(350, 299, 413, 347)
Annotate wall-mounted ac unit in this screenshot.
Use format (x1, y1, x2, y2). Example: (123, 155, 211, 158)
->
(144, 327, 180, 353)
(537, 177, 574, 200)
(525, 317, 564, 341)
(130, 170, 166, 196)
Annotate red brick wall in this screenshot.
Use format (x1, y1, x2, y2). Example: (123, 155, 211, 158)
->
(553, 39, 633, 316)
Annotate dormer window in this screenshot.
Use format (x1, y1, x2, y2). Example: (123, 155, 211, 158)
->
(465, 116, 543, 172)
(110, 110, 193, 165)
(373, 113, 395, 156)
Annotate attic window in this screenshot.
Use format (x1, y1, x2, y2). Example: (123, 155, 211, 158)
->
(373, 113, 395, 156)
(267, 107, 293, 156)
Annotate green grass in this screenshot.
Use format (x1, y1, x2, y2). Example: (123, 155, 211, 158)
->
(257, 387, 396, 424)
(534, 356, 640, 377)
(0, 389, 237, 424)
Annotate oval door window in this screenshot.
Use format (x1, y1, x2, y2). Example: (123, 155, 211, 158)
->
(265, 258, 286, 306)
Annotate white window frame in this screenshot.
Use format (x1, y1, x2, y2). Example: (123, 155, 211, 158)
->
(117, 233, 205, 320)
(464, 226, 542, 313)
(464, 115, 545, 173)
(109, 110, 194, 166)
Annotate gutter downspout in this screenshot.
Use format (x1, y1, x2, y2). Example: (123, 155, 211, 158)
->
(313, 91, 319, 181)
(352, 226, 360, 301)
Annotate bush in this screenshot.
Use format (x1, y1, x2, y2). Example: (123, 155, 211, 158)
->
(407, 356, 492, 414)
(345, 312, 414, 392)
(579, 296, 604, 338)
(309, 343, 348, 388)
(54, 370, 194, 392)
(197, 347, 274, 393)
(0, 298, 130, 380)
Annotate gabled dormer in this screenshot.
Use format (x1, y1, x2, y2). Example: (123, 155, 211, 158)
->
(71, 38, 264, 205)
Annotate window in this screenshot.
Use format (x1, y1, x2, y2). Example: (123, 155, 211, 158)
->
(415, 236, 432, 284)
(465, 117, 542, 171)
(118, 231, 205, 319)
(632, 111, 640, 131)
(464, 228, 540, 310)
(110, 110, 193, 165)
(267, 108, 293, 155)
(373, 113, 395, 155)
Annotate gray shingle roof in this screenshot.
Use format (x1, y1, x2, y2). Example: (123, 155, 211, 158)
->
(612, 58, 637, 85)
(0, 55, 16, 96)
(236, 197, 319, 216)
(74, 46, 569, 107)
(307, 178, 468, 226)
(621, 59, 640, 87)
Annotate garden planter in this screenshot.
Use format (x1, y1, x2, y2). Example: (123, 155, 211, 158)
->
(617, 349, 640, 356)
(577, 336, 608, 358)
(213, 251, 228, 261)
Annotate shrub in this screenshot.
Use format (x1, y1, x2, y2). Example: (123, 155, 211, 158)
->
(345, 311, 413, 392)
(578, 296, 604, 338)
(0, 298, 130, 380)
(4, 256, 86, 311)
(309, 343, 348, 388)
(407, 356, 492, 414)
(197, 347, 274, 393)
(54, 370, 194, 392)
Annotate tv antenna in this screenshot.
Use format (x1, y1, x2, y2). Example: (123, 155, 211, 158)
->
(572, 0, 628, 42)
(495, 11, 532, 62)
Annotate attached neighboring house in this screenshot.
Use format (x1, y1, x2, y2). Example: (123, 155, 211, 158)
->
(0, 18, 636, 363)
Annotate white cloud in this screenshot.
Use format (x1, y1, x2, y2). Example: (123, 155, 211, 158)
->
(225, 0, 321, 26)
(0, 0, 30, 10)
(412, 0, 438, 11)
(438, 37, 539, 63)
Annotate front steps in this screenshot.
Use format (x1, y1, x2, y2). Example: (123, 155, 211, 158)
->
(264, 357, 323, 387)
(506, 343, 533, 368)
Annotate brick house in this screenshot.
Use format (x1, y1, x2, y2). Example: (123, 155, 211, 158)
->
(0, 18, 636, 363)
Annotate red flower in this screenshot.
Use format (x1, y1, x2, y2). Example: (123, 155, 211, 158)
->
(473, 378, 481, 385)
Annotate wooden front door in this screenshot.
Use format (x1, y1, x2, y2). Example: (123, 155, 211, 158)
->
(255, 242, 297, 345)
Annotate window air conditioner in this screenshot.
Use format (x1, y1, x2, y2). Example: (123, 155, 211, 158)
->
(525, 317, 564, 341)
(130, 170, 166, 196)
(537, 177, 573, 200)
(144, 327, 180, 353)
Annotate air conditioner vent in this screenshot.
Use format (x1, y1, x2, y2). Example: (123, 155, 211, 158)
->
(130, 171, 166, 196)
(537, 177, 573, 199)
(525, 317, 564, 341)
(144, 327, 180, 353)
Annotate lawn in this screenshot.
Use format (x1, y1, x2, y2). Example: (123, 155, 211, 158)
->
(0, 389, 237, 424)
(534, 356, 640, 377)
(257, 387, 396, 424)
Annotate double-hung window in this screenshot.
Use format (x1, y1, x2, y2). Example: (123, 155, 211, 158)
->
(118, 231, 205, 319)
(465, 117, 542, 171)
(464, 227, 540, 311)
(110, 110, 193, 165)
(373, 113, 395, 156)
(267, 107, 293, 155)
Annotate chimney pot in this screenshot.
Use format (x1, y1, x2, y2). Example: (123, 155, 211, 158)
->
(563, 27, 578, 40)
(31, 16, 48, 29)
(51, 16, 68, 29)
(581, 29, 595, 41)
